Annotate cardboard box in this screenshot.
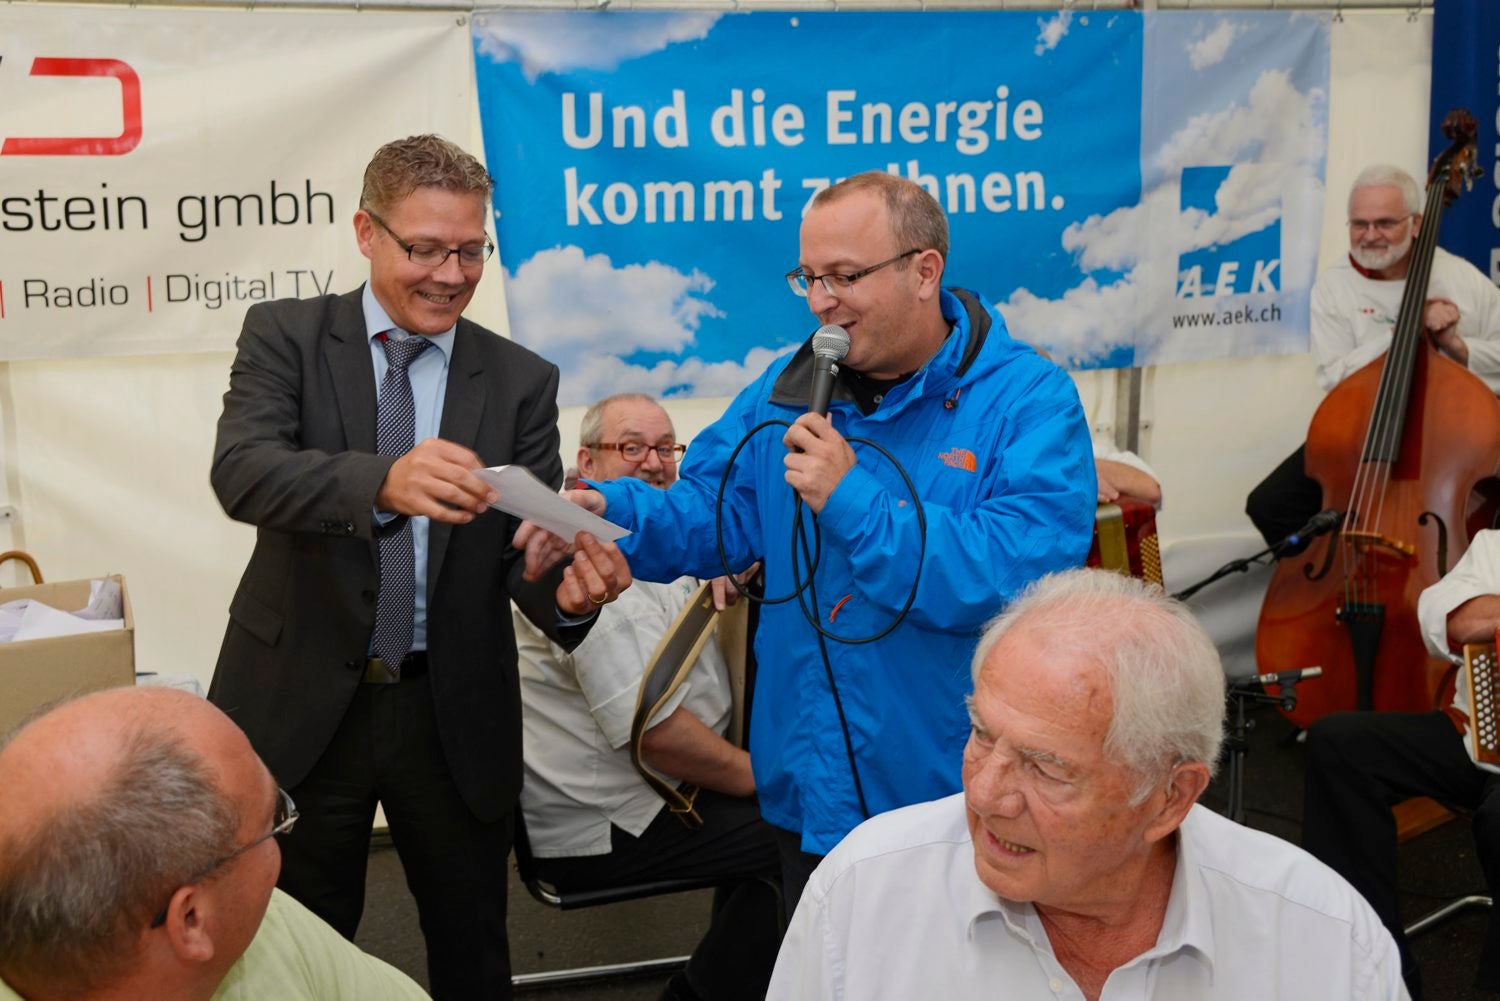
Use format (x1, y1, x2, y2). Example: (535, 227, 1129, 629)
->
(0, 575, 135, 735)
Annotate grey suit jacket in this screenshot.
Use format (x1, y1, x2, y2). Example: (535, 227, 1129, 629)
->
(209, 287, 573, 822)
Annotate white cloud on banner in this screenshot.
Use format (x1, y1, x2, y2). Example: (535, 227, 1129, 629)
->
(1001, 68, 1326, 366)
(506, 245, 783, 404)
(1188, 21, 1240, 71)
(1153, 70, 1324, 171)
(474, 13, 721, 81)
(1035, 11, 1073, 55)
(558, 346, 795, 409)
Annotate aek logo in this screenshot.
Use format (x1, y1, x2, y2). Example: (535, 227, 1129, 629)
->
(1174, 165, 1280, 299)
(0, 55, 141, 156)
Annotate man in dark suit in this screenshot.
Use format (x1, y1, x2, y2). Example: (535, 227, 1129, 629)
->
(209, 134, 628, 999)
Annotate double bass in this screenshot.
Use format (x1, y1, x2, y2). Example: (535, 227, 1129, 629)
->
(1256, 110, 1500, 728)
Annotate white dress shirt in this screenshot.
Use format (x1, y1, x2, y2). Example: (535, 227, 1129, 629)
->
(768, 793, 1406, 1001)
(513, 576, 735, 857)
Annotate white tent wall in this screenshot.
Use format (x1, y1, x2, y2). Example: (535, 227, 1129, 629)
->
(0, 8, 1438, 691)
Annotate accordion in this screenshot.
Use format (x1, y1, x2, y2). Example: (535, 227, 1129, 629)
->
(1086, 498, 1162, 586)
(1463, 640, 1500, 765)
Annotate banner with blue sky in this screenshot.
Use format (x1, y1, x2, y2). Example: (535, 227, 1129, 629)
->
(472, 10, 1328, 406)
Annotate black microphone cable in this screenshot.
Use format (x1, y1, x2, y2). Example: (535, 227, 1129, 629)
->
(711, 417, 928, 820)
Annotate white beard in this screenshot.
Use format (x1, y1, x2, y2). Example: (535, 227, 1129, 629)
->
(1351, 229, 1413, 273)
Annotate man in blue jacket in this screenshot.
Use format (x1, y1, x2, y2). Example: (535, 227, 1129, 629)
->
(544, 171, 1095, 917)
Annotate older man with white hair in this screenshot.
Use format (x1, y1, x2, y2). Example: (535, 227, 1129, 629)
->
(768, 569, 1405, 1000)
(1246, 163, 1500, 549)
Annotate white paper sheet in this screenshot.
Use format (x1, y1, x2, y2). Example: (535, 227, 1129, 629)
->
(1, 598, 123, 643)
(475, 465, 630, 543)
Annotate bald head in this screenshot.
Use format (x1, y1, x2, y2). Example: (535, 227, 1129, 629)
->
(2, 688, 251, 841)
(0, 688, 266, 995)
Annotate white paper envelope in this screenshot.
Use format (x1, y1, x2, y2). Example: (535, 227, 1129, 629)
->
(475, 465, 630, 543)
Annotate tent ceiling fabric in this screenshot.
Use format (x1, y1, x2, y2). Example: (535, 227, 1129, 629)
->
(29, 0, 1435, 13)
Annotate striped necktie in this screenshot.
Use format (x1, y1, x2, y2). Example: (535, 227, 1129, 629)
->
(371, 332, 432, 676)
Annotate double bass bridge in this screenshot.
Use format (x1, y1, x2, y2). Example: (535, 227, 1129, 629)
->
(1339, 530, 1416, 563)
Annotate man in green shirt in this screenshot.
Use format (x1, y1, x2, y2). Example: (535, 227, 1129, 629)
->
(0, 687, 427, 1000)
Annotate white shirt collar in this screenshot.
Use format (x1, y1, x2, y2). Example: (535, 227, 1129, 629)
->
(961, 805, 1214, 974)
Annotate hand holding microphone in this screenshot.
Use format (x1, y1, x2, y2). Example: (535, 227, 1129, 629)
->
(784, 325, 856, 513)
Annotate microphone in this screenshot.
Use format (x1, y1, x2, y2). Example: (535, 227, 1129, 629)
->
(808, 324, 851, 417)
(1284, 509, 1341, 548)
(1244, 666, 1323, 688)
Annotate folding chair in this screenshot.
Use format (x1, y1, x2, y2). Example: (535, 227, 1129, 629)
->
(510, 812, 743, 990)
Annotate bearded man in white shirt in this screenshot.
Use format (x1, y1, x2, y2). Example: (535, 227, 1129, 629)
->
(1246, 164, 1500, 550)
(769, 568, 1404, 1001)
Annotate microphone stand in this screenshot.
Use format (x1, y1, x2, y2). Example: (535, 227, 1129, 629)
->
(1223, 670, 1313, 825)
(1172, 511, 1340, 603)
(1172, 540, 1282, 602)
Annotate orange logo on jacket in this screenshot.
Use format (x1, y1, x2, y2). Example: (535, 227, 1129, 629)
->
(939, 448, 977, 472)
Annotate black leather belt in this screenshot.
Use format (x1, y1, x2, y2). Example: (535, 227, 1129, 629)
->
(361, 650, 428, 684)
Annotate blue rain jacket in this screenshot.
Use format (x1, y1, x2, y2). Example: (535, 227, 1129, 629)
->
(596, 289, 1096, 853)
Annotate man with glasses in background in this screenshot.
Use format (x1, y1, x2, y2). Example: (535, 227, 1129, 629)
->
(514, 393, 780, 1001)
(0, 687, 428, 1000)
(1246, 163, 1500, 549)
(210, 134, 629, 999)
(539, 171, 1095, 915)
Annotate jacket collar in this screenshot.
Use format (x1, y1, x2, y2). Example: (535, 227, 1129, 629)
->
(768, 287, 991, 410)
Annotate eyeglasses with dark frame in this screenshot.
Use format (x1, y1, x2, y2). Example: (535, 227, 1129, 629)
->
(148, 786, 299, 929)
(785, 248, 921, 298)
(1347, 214, 1414, 237)
(366, 210, 495, 269)
(589, 441, 687, 463)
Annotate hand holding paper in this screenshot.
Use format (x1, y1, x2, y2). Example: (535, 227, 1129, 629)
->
(554, 532, 633, 615)
(379, 439, 497, 523)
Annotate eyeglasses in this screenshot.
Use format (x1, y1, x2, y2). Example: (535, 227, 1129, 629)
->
(367, 210, 495, 269)
(589, 441, 687, 463)
(1347, 215, 1413, 237)
(785, 248, 921, 298)
(149, 786, 298, 929)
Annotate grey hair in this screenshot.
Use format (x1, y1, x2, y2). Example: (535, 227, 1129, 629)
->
(970, 568, 1225, 803)
(578, 393, 666, 449)
(360, 134, 493, 216)
(812, 171, 950, 265)
(1349, 164, 1422, 216)
(0, 725, 241, 991)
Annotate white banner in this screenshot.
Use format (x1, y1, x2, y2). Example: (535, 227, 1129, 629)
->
(0, 7, 474, 359)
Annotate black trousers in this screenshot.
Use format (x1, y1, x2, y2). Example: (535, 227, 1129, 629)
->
(1302, 710, 1500, 999)
(534, 789, 781, 1001)
(771, 825, 826, 924)
(1246, 444, 1323, 550)
(275, 676, 513, 1000)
